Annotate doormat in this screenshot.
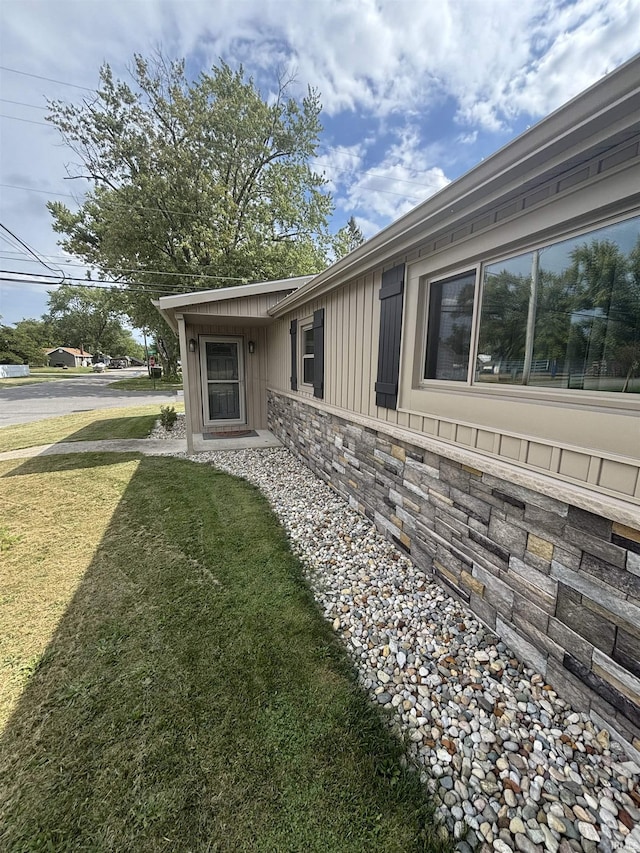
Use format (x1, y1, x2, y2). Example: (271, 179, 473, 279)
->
(202, 430, 258, 439)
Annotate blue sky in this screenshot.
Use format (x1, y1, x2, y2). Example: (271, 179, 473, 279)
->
(0, 0, 639, 328)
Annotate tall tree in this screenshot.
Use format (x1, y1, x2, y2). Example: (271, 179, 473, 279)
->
(46, 284, 143, 357)
(46, 55, 344, 370)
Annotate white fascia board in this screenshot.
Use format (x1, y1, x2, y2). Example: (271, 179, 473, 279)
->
(270, 54, 640, 317)
(151, 299, 179, 335)
(156, 275, 316, 311)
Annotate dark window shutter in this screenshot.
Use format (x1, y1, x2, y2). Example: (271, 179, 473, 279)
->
(313, 308, 325, 399)
(375, 264, 405, 409)
(290, 319, 298, 391)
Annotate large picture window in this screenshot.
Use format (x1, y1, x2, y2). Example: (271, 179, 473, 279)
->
(476, 216, 640, 393)
(424, 271, 476, 381)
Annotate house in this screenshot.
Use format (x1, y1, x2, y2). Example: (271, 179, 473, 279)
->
(46, 347, 92, 368)
(157, 55, 640, 758)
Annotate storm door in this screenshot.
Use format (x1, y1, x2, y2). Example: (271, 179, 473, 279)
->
(199, 336, 246, 426)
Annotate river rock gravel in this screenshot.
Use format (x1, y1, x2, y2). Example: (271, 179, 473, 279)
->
(156, 419, 639, 852)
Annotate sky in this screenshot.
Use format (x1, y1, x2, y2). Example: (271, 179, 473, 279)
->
(0, 0, 639, 329)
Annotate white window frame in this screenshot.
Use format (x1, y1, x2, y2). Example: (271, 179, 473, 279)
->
(300, 318, 315, 387)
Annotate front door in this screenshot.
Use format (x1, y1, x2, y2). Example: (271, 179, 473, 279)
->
(200, 336, 246, 426)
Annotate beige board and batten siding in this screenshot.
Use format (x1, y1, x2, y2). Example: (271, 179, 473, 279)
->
(269, 143, 640, 505)
(268, 275, 387, 419)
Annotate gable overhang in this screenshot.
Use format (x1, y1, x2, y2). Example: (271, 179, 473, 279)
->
(270, 53, 640, 318)
(154, 275, 316, 334)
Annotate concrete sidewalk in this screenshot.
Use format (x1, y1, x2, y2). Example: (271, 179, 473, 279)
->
(0, 430, 282, 462)
(0, 438, 188, 462)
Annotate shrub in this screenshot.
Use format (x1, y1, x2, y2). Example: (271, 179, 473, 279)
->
(159, 405, 178, 431)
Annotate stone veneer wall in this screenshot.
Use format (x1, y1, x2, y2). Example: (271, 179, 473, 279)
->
(267, 391, 640, 757)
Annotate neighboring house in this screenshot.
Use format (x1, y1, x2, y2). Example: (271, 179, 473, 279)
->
(157, 56, 640, 758)
(46, 347, 92, 368)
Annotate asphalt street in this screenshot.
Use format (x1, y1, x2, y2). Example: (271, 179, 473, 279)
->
(0, 369, 181, 427)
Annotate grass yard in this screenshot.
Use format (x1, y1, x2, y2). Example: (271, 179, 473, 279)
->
(108, 374, 183, 391)
(0, 452, 448, 852)
(0, 367, 93, 388)
(0, 403, 184, 452)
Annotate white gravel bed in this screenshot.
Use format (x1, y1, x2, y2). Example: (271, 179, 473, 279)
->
(157, 420, 640, 853)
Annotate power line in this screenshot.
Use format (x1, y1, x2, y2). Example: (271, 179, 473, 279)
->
(0, 273, 218, 296)
(0, 97, 47, 111)
(0, 65, 95, 92)
(0, 223, 65, 279)
(312, 159, 443, 192)
(1, 165, 430, 211)
(0, 253, 246, 283)
(0, 113, 52, 128)
(1, 64, 449, 188)
(0, 64, 436, 170)
(0, 269, 248, 292)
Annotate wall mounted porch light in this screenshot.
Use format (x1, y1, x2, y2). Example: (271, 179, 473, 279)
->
(248, 340, 256, 354)
(188, 338, 197, 353)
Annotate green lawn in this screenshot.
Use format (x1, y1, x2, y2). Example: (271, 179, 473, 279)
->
(0, 452, 447, 852)
(0, 367, 94, 388)
(0, 404, 184, 453)
(108, 374, 183, 391)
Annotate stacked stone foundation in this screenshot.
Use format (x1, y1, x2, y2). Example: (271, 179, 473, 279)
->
(268, 391, 640, 759)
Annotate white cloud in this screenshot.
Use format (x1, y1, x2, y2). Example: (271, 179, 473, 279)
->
(0, 0, 638, 323)
(339, 126, 450, 224)
(456, 132, 478, 146)
(313, 144, 366, 195)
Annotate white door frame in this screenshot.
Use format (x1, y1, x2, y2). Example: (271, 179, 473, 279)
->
(199, 335, 246, 427)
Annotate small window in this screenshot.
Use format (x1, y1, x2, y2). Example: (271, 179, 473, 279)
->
(424, 271, 476, 381)
(302, 325, 314, 384)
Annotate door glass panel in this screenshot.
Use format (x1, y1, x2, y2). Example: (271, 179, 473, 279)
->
(208, 383, 240, 420)
(206, 342, 239, 381)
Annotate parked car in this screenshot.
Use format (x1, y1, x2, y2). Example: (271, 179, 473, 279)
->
(92, 361, 107, 373)
(108, 358, 127, 369)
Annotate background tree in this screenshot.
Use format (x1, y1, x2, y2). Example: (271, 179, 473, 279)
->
(0, 318, 55, 366)
(46, 55, 349, 372)
(45, 284, 141, 357)
(477, 268, 530, 366)
(563, 239, 638, 370)
(332, 215, 365, 258)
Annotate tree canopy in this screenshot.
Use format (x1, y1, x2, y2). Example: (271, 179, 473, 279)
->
(0, 285, 144, 366)
(0, 318, 55, 366)
(46, 284, 144, 358)
(46, 55, 363, 367)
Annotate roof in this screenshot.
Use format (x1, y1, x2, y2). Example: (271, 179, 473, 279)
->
(156, 275, 315, 312)
(155, 275, 316, 334)
(46, 347, 93, 357)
